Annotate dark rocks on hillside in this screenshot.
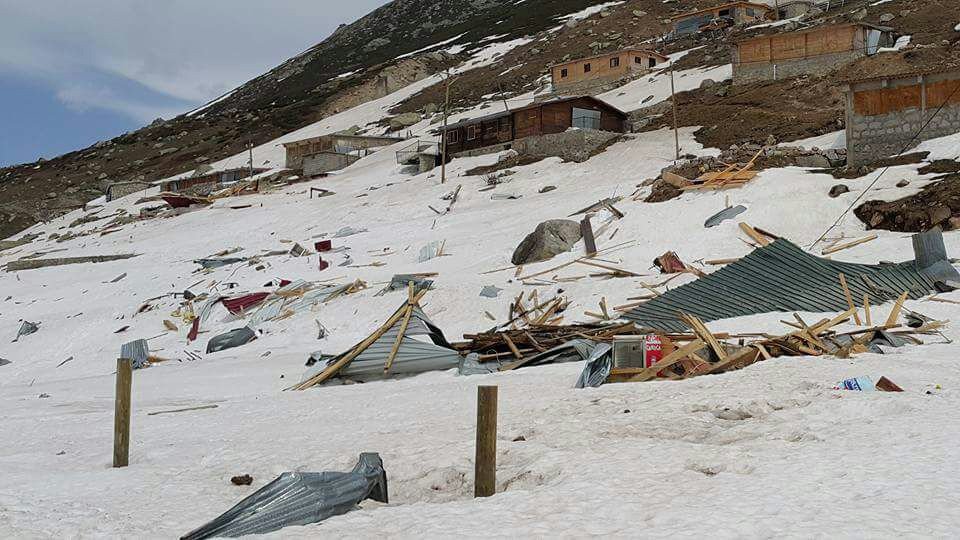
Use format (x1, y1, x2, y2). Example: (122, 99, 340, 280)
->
(511, 220, 582, 265)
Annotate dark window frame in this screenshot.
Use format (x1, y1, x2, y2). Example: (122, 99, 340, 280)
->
(466, 125, 480, 141)
(445, 129, 460, 144)
(560, 68, 568, 78)
(610, 57, 620, 68)
(584, 62, 592, 73)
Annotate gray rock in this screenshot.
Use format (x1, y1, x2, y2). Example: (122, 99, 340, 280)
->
(829, 184, 850, 198)
(879, 13, 895, 22)
(699, 79, 717, 89)
(47, 192, 58, 199)
(511, 219, 582, 265)
(633, 10, 647, 17)
(796, 154, 831, 168)
(424, 103, 439, 115)
(896, 179, 910, 187)
(765, 135, 777, 147)
(159, 147, 178, 156)
(389, 112, 421, 130)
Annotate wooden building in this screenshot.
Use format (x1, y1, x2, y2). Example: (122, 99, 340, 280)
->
(844, 68, 960, 166)
(440, 96, 627, 156)
(550, 48, 669, 93)
(733, 23, 895, 84)
(671, 2, 774, 36)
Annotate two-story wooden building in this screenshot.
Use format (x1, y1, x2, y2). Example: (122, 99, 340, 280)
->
(439, 96, 628, 156)
(550, 48, 669, 94)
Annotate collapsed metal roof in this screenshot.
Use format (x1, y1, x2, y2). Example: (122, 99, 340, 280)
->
(181, 453, 388, 539)
(623, 234, 952, 332)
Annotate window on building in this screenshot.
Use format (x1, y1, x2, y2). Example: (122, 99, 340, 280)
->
(610, 57, 620, 68)
(466, 125, 480, 141)
(446, 130, 460, 144)
(584, 63, 592, 73)
(649, 57, 657, 68)
(745, 8, 756, 16)
(560, 68, 568, 78)
(572, 107, 602, 130)
(719, 9, 731, 17)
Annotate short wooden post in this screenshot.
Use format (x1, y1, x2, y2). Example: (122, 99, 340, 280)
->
(113, 358, 133, 468)
(474, 385, 498, 498)
(580, 217, 597, 257)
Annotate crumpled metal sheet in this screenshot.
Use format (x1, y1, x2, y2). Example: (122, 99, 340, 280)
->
(479, 285, 503, 298)
(575, 343, 614, 388)
(206, 327, 257, 354)
(12, 321, 39, 342)
(194, 258, 245, 270)
(623, 237, 944, 332)
(704, 205, 747, 228)
(333, 226, 368, 238)
(181, 453, 388, 539)
(120, 339, 150, 369)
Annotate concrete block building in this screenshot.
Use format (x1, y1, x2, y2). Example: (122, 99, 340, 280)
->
(733, 23, 895, 85)
(550, 49, 669, 95)
(844, 69, 960, 166)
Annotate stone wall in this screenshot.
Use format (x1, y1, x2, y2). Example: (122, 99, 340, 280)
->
(451, 129, 622, 162)
(846, 102, 960, 166)
(303, 152, 361, 176)
(106, 181, 152, 202)
(733, 50, 863, 85)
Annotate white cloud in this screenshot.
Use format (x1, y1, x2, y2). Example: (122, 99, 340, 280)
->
(55, 84, 183, 123)
(0, 0, 390, 120)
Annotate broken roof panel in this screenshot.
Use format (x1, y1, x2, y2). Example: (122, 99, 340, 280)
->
(623, 236, 949, 332)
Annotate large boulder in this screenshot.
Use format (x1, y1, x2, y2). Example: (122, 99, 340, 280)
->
(389, 112, 421, 131)
(511, 220, 582, 265)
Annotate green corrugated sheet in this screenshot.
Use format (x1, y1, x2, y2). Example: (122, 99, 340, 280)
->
(623, 239, 941, 332)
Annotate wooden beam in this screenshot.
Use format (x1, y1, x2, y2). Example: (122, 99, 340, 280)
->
(863, 293, 872, 327)
(838, 273, 862, 325)
(612, 339, 706, 383)
(738, 223, 770, 246)
(885, 291, 909, 327)
(821, 234, 878, 256)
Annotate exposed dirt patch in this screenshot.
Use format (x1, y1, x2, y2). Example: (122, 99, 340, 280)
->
(855, 174, 960, 232)
(830, 152, 930, 179)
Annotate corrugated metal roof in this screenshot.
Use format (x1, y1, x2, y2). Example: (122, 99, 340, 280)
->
(623, 239, 944, 332)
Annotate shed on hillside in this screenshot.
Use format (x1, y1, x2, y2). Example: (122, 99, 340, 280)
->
(282, 134, 404, 173)
(440, 96, 627, 157)
(733, 23, 895, 84)
(671, 2, 775, 36)
(157, 167, 267, 195)
(843, 68, 960, 166)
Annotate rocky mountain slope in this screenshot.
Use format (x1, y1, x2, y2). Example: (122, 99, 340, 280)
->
(1, 0, 957, 239)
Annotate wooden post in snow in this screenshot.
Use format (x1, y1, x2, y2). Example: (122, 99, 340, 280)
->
(113, 358, 133, 468)
(581, 216, 597, 257)
(474, 385, 498, 498)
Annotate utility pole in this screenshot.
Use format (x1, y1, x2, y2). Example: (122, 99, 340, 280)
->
(497, 81, 510, 113)
(669, 62, 680, 161)
(440, 71, 458, 185)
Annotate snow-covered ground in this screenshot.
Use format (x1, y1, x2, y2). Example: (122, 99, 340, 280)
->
(3, 44, 960, 538)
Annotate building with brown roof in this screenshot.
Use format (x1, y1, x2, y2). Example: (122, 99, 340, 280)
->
(550, 48, 669, 94)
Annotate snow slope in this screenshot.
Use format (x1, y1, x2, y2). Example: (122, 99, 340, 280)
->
(3, 50, 960, 539)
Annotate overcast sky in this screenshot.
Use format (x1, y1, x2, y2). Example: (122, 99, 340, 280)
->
(0, 0, 391, 167)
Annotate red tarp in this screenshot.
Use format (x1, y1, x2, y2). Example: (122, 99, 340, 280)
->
(221, 292, 271, 315)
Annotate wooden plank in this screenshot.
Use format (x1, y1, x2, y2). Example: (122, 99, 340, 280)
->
(681, 314, 727, 361)
(581, 217, 597, 257)
(738, 223, 770, 246)
(821, 234, 878, 255)
(863, 293, 872, 327)
(838, 273, 862, 325)
(885, 291, 909, 327)
(503, 333, 524, 360)
(384, 305, 414, 374)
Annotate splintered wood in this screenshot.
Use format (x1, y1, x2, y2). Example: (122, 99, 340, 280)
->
(681, 149, 762, 191)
